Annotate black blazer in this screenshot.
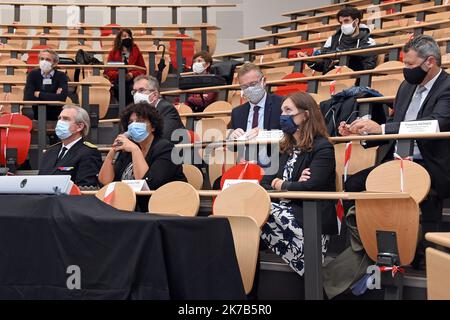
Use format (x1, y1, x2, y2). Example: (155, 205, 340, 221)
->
(155, 99, 186, 144)
(374, 70, 450, 198)
(114, 137, 186, 189)
(38, 138, 102, 187)
(230, 93, 283, 131)
(261, 136, 338, 235)
(24, 68, 68, 101)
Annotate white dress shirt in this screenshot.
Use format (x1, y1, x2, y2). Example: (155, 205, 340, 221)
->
(246, 92, 267, 132)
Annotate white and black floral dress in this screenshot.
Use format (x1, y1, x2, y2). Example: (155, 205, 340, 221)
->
(260, 149, 330, 276)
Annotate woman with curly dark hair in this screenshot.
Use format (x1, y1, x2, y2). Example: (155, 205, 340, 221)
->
(104, 28, 146, 105)
(99, 103, 186, 205)
(260, 91, 337, 276)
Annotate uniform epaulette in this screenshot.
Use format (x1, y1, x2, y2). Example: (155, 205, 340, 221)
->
(83, 141, 98, 149)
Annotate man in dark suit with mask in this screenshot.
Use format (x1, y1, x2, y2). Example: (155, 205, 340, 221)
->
(228, 63, 283, 140)
(338, 35, 450, 267)
(38, 105, 102, 187)
(132, 75, 186, 144)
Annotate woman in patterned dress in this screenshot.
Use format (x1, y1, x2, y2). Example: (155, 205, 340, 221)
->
(261, 92, 338, 276)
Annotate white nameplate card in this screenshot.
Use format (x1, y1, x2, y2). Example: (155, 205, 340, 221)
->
(236, 130, 284, 141)
(222, 179, 259, 190)
(122, 180, 150, 192)
(399, 120, 440, 134)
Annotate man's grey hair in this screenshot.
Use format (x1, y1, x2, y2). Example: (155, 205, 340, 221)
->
(403, 35, 442, 67)
(134, 75, 160, 93)
(38, 49, 59, 64)
(63, 105, 90, 137)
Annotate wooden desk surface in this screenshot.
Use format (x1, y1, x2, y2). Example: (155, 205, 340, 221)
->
(262, 2, 447, 31)
(0, 123, 29, 129)
(0, 2, 236, 8)
(0, 23, 219, 31)
(240, 18, 450, 44)
(264, 0, 423, 29)
(0, 63, 147, 71)
(282, 0, 369, 17)
(0, 100, 66, 105)
(0, 48, 162, 54)
(81, 189, 410, 200)
(425, 233, 450, 248)
(0, 34, 195, 41)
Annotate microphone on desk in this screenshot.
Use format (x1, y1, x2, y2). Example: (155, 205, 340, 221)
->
(112, 132, 130, 165)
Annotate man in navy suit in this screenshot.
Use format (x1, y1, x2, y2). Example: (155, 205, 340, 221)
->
(228, 63, 283, 140)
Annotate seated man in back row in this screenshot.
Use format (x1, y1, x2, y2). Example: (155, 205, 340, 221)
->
(298, 7, 377, 74)
(339, 35, 450, 267)
(38, 105, 102, 187)
(24, 49, 68, 121)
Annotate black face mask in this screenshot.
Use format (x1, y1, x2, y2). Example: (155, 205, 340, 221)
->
(403, 60, 429, 85)
(121, 38, 133, 49)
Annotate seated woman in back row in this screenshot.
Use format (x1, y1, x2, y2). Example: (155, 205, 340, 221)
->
(98, 103, 186, 211)
(186, 51, 218, 112)
(261, 91, 338, 276)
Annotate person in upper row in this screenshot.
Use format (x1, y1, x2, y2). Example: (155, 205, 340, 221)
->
(186, 51, 219, 112)
(132, 75, 186, 144)
(104, 28, 147, 105)
(228, 63, 283, 140)
(260, 91, 337, 276)
(24, 49, 68, 121)
(298, 7, 377, 74)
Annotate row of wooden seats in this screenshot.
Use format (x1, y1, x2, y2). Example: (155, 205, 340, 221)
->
(238, 2, 449, 46)
(262, 0, 434, 31)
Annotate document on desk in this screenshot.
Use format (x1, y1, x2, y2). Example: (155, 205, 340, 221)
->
(235, 130, 284, 142)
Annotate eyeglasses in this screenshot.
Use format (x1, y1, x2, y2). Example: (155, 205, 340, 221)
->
(240, 78, 263, 91)
(131, 88, 156, 96)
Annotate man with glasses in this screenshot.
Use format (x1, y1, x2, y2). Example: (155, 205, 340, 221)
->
(228, 63, 283, 140)
(338, 35, 450, 269)
(132, 75, 185, 144)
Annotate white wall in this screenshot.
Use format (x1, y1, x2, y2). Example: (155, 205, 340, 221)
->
(0, 0, 332, 54)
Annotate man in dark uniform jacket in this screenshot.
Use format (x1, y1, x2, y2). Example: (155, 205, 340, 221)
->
(132, 75, 186, 144)
(38, 105, 102, 187)
(23, 49, 68, 120)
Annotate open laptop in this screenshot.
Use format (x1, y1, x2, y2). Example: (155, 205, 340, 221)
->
(0, 175, 73, 194)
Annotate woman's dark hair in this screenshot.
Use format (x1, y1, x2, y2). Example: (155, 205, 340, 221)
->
(336, 7, 362, 23)
(280, 92, 330, 154)
(113, 28, 134, 51)
(193, 50, 213, 72)
(120, 102, 164, 139)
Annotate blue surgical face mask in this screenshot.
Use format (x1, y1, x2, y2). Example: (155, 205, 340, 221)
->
(55, 120, 73, 140)
(127, 122, 149, 142)
(280, 114, 299, 134)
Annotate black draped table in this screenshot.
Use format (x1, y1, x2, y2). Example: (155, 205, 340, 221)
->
(0, 195, 245, 299)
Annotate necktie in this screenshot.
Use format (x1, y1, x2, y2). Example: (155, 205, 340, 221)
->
(396, 85, 427, 158)
(252, 105, 261, 129)
(58, 147, 68, 162)
(404, 85, 427, 121)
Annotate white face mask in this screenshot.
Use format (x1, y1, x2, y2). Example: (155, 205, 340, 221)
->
(39, 60, 53, 73)
(133, 92, 150, 104)
(192, 62, 206, 74)
(341, 21, 356, 36)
